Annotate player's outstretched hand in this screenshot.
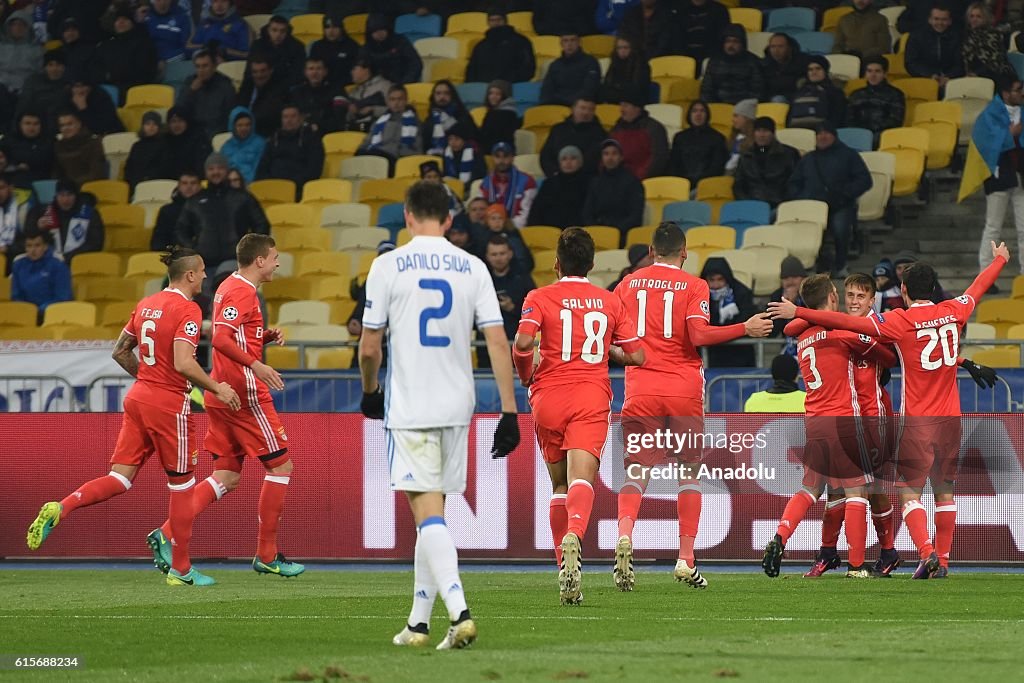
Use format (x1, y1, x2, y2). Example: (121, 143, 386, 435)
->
(744, 312, 774, 337)
(361, 385, 385, 419)
(962, 359, 999, 389)
(214, 382, 241, 411)
(252, 361, 285, 390)
(491, 412, 520, 458)
(263, 328, 285, 345)
(992, 241, 1010, 263)
(766, 297, 797, 320)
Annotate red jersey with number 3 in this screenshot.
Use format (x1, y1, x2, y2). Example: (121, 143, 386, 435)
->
(614, 262, 709, 399)
(122, 288, 202, 413)
(207, 272, 271, 409)
(797, 325, 884, 416)
(517, 277, 641, 398)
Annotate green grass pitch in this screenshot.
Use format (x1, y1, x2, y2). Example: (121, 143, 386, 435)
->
(0, 569, 1021, 682)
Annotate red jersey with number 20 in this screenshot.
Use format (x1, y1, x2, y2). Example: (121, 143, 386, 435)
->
(517, 277, 641, 398)
(121, 288, 202, 414)
(207, 273, 271, 409)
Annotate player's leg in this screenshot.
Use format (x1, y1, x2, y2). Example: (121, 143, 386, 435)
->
(614, 468, 646, 593)
(617, 401, 660, 547)
(764, 434, 826, 578)
(532, 388, 570, 567)
(897, 422, 940, 578)
(560, 448, 600, 605)
(841, 485, 870, 577)
(672, 409, 706, 588)
(805, 487, 844, 578)
(930, 417, 961, 577)
(867, 484, 901, 577)
(253, 453, 304, 577)
(546, 459, 569, 566)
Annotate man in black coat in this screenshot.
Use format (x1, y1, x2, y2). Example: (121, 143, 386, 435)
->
(256, 104, 326, 193)
(16, 50, 69, 134)
(540, 34, 602, 106)
(92, 9, 158, 98)
(539, 96, 606, 177)
(466, 9, 536, 85)
(309, 15, 360, 87)
(151, 171, 202, 251)
(582, 139, 645, 242)
(248, 15, 308, 88)
(734, 117, 800, 207)
(288, 56, 344, 134)
(700, 24, 764, 104)
(527, 145, 593, 228)
(237, 55, 290, 138)
(358, 13, 422, 85)
(670, 0, 731, 65)
(177, 49, 238, 138)
(761, 33, 808, 103)
(904, 5, 964, 89)
(700, 255, 758, 367)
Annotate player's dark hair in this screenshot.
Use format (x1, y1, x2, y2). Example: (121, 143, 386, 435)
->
(800, 273, 836, 310)
(236, 233, 276, 267)
(652, 221, 685, 257)
(405, 180, 449, 222)
(557, 227, 595, 277)
(902, 262, 937, 301)
(161, 246, 201, 280)
(844, 272, 876, 295)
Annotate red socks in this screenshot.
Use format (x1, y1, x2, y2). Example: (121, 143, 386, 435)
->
(617, 483, 643, 540)
(844, 497, 868, 568)
(168, 479, 195, 574)
(872, 505, 896, 551)
(549, 494, 567, 566)
(677, 484, 701, 563)
(934, 501, 956, 568)
(821, 499, 846, 548)
(161, 476, 225, 540)
(565, 479, 595, 540)
(902, 500, 935, 560)
(776, 489, 816, 544)
(256, 475, 290, 563)
(60, 472, 131, 519)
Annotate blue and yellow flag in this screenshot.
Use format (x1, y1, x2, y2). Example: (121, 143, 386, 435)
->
(958, 96, 1016, 202)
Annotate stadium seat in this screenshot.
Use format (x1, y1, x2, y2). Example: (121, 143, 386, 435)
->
(395, 12, 442, 43)
(775, 127, 815, 155)
(776, 199, 828, 230)
(1003, 323, 1024, 340)
(824, 53, 860, 83)
(773, 220, 822, 268)
(624, 225, 656, 248)
(746, 31, 772, 56)
(395, 229, 413, 247)
(581, 33, 615, 57)
(682, 248, 705, 276)
(0, 277, 9, 301)
(1012, 274, 1024, 300)
(720, 200, 771, 238)
(512, 81, 543, 113)
(513, 128, 537, 155)
(100, 203, 145, 231)
(125, 84, 174, 110)
(447, 11, 487, 34)
(794, 32, 834, 55)
(263, 278, 318, 321)
(59, 326, 121, 341)
(649, 56, 698, 81)
(944, 77, 995, 142)
(405, 81, 436, 119)
(662, 78, 700, 109)
(274, 228, 330, 256)
(250, 179, 297, 207)
(594, 103, 621, 129)
(394, 155, 444, 180)
(289, 14, 325, 45)
(520, 226, 562, 251)
(277, 300, 331, 327)
(646, 104, 684, 137)
(296, 252, 351, 279)
(591, 250, 629, 284)
(515, 153, 544, 179)
(357, 179, 410, 222)
(892, 77, 939, 124)
(506, 10, 533, 34)
(101, 132, 138, 181)
(728, 7, 763, 32)
(912, 101, 961, 170)
(267, 204, 317, 231)
(124, 252, 166, 279)
(301, 178, 353, 206)
(306, 347, 355, 369)
(858, 151, 895, 221)
(523, 105, 571, 149)
(663, 201, 712, 230)
(276, 252, 295, 278)
(529, 35, 562, 64)
(740, 224, 789, 250)
(320, 202, 372, 229)
(766, 7, 815, 33)
(71, 252, 122, 281)
(685, 225, 736, 251)
(743, 244, 789, 295)
(837, 127, 873, 152)
(879, 6, 905, 28)
(243, 14, 271, 34)
(643, 176, 692, 224)
(340, 155, 390, 182)
(343, 13, 367, 43)
(970, 346, 1021, 368)
(706, 103, 734, 138)
(583, 226, 622, 251)
(457, 81, 489, 109)
(414, 37, 460, 79)
(821, 6, 853, 31)
(78, 277, 141, 305)
(878, 127, 928, 196)
(376, 202, 406, 230)
(977, 299, 1024, 337)
(42, 301, 96, 328)
(334, 226, 391, 251)
(216, 60, 246, 91)
(0, 301, 39, 327)
(33, 179, 58, 205)
(694, 176, 734, 223)
(844, 77, 867, 97)
(706, 249, 756, 287)
(427, 58, 467, 84)
(756, 102, 789, 129)
(132, 178, 176, 204)
(81, 180, 129, 206)
(0, 326, 60, 340)
(966, 321, 998, 340)
(265, 345, 301, 370)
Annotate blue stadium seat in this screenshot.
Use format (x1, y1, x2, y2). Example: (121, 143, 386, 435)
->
(766, 7, 816, 33)
(100, 83, 120, 106)
(377, 202, 406, 231)
(457, 82, 488, 109)
(32, 179, 57, 206)
(837, 127, 874, 152)
(793, 31, 834, 55)
(663, 200, 712, 230)
(272, 0, 311, 19)
(395, 13, 442, 43)
(1010, 52, 1024, 81)
(163, 60, 196, 96)
(719, 200, 771, 240)
(513, 81, 542, 116)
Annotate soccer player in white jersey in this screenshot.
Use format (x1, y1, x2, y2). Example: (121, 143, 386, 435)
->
(358, 181, 521, 650)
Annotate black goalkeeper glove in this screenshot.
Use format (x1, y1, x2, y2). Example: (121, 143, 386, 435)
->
(491, 412, 520, 459)
(360, 385, 385, 419)
(962, 359, 998, 389)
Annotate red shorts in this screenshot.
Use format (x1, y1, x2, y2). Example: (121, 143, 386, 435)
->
(894, 416, 961, 489)
(110, 396, 197, 474)
(621, 394, 704, 467)
(802, 418, 874, 490)
(530, 385, 610, 464)
(205, 403, 290, 470)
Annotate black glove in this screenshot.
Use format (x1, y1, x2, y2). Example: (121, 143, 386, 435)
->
(361, 385, 385, 419)
(962, 359, 998, 389)
(879, 367, 892, 388)
(491, 412, 520, 459)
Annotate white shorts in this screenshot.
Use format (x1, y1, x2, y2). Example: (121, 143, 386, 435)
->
(387, 425, 470, 494)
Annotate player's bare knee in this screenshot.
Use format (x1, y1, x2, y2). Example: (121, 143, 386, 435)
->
(214, 470, 241, 491)
(110, 464, 139, 482)
(268, 458, 293, 475)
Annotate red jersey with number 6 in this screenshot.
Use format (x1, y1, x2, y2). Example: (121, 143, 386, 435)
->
(121, 288, 202, 414)
(517, 277, 641, 398)
(207, 272, 271, 409)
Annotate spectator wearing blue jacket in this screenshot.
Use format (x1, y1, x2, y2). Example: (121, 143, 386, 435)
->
(221, 106, 265, 184)
(188, 0, 249, 61)
(595, 0, 640, 35)
(11, 229, 72, 322)
(143, 0, 192, 64)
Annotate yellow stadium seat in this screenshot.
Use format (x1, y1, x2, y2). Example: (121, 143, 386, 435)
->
(307, 347, 355, 369)
(695, 176, 734, 223)
(0, 277, 9, 301)
(523, 105, 571, 150)
(290, 13, 325, 45)
(507, 11, 534, 34)
(315, 275, 354, 300)
(773, 220, 823, 268)
(912, 102, 960, 170)
(825, 53, 861, 83)
(277, 300, 331, 327)
(706, 249, 755, 286)
(334, 226, 391, 251)
(42, 301, 96, 328)
(395, 155, 444, 180)
(470, 106, 487, 128)
(740, 225, 789, 250)
(663, 78, 701, 108)
(893, 78, 939, 124)
(357, 178, 410, 222)
(970, 346, 1021, 368)
(649, 55, 697, 80)
(447, 11, 487, 34)
(756, 102, 789, 129)
(595, 103, 621, 129)
(643, 176, 691, 223)
(353, 251, 378, 279)
(106, 228, 151, 260)
(977, 298, 1024, 337)
(1002, 323, 1024, 339)
(686, 225, 736, 252)
(274, 228, 330, 256)
(133, 179, 176, 203)
(625, 225, 656, 248)
(0, 327, 59, 340)
(0, 301, 39, 327)
(263, 278, 319, 322)
(581, 34, 615, 57)
(78, 277, 141, 305)
(520, 226, 562, 251)
(125, 84, 174, 110)
(729, 7, 763, 32)
(302, 178, 353, 205)
(100, 203, 145, 231)
(60, 326, 121, 341)
(404, 82, 435, 119)
(821, 6, 853, 31)
(1012, 275, 1024, 300)
(882, 52, 907, 78)
(101, 300, 137, 328)
(321, 131, 365, 176)
(267, 204, 317, 231)
(216, 60, 246, 91)
(395, 229, 413, 247)
(706, 103, 734, 138)
(343, 13, 367, 43)
(879, 127, 928, 197)
(249, 179, 297, 207)
(858, 151, 895, 221)
(743, 245, 789, 296)
(583, 226, 622, 251)
(844, 77, 867, 97)
(81, 180, 129, 206)
(682, 248, 705, 276)
(530, 35, 561, 61)
(265, 345, 301, 370)
(296, 252, 351, 279)
(102, 132, 138, 181)
(124, 252, 166, 279)
(428, 58, 467, 84)
(71, 252, 122, 280)
(776, 199, 828, 230)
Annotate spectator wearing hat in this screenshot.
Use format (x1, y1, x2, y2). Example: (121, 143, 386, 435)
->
(249, 14, 307, 87)
(669, 100, 728, 184)
(583, 139, 645, 241)
(905, 5, 964, 89)
(761, 33, 809, 103)
(788, 122, 872, 277)
(671, 0, 732, 64)
(767, 255, 807, 338)
(540, 33, 602, 106)
(700, 255, 758, 367)
(480, 142, 538, 229)
(0, 9, 42, 94)
(726, 97, 757, 173)
(846, 56, 906, 145)
(178, 48, 238, 137)
(53, 109, 105, 187)
(787, 55, 847, 130)
(221, 106, 266, 184)
(540, 96, 606, 177)
(257, 104, 325, 194)
(11, 228, 72, 323)
(420, 79, 477, 156)
(25, 179, 104, 264)
(734, 116, 800, 207)
(160, 106, 213, 181)
(57, 18, 95, 85)
(16, 50, 69, 132)
(608, 243, 655, 291)
(188, 0, 250, 62)
(358, 13, 422, 85)
(599, 34, 651, 106)
(237, 53, 290, 137)
(124, 111, 166, 189)
(743, 354, 806, 413)
(528, 145, 593, 229)
(4, 111, 52, 189)
(357, 84, 422, 171)
(343, 57, 391, 132)
(478, 79, 520, 153)
(700, 24, 764, 105)
(309, 14, 360, 87)
(142, 0, 192, 66)
(93, 8, 158, 98)
(288, 55, 345, 134)
(834, 0, 892, 59)
(466, 8, 536, 85)
(892, 249, 950, 301)
(872, 258, 906, 312)
(442, 121, 486, 185)
(482, 203, 534, 271)
(610, 86, 669, 179)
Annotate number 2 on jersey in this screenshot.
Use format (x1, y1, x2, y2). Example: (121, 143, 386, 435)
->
(139, 320, 157, 366)
(418, 279, 453, 347)
(559, 309, 609, 363)
(635, 289, 674, 339)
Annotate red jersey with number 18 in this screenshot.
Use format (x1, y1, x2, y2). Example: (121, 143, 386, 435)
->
(207, 273, 271, 409)
(121, 288, 202, 413)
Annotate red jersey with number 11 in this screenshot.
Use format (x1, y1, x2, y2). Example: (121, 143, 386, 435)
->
(207, 273, 272, 409)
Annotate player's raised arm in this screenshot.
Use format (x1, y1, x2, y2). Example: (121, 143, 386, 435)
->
(770, 296, 898, 340)
(964, 241, 1010, 302)
(172, 340, 241, 410)
(111, 330, 140, 378)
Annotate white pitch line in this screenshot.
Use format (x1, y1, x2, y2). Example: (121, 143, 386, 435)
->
(0, 615, 1021, 624)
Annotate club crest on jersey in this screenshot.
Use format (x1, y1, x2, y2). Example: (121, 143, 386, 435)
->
(859, 334, 872, 344)
(223, 306, 239, 321)
(191, 449, 198, 465)
(700, 300, 710, 316)
(184, 321, 199, 337)
(278, 425, 287, 441)
(956, 295, 969, 304)
(365, 300, 373, 309)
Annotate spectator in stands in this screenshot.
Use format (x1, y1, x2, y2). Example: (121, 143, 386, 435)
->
(726, 98, 757, 173)
(599, 34, 651, 106)
(53, 110, 105, 187)
(788, 122, 872, 277)
(483, 203, 534, 271)
(16, 51, 69, 134)
(619, 0, 675, 58)
(905, 4, 965, 88)
(237, 54, 289, 137)
(188, 0, 249, 61)
(124, 111, 165, 190)
(289, 56, 344, 134)
(767, 255, 806, 338)
(142, 0, 192, 67)
(310, 15, 360, 88)
(540, 96, 606, 177)
(160, 106, 213, 181)
(608, 244, 654, 291)
(873, 258, 906, 311)
(701, 255, 757, 367)
(357, 84, 422, 170)
(846, 56, 906, 144)
(420, 80, 477, 156)
(486, 233, 537, 340)
(672, 0, 732, 65)
(344, 58, 391, 132)
(4, 112, 52, 189)
(66, 78, 124, 136)
(11, 229, 71, 321)
(227, 168, 246, 190)
(175, 152, 270, 279)
(734, 116, 799, 207)
(47, 0, 109, 45)
(0, 174, 24, 273)
(248, 15, 307, 88)
(596, 0, 641, 35)
(898, 0, 969, 33)
(669, 100, 728, 184)
(701, 25, 764, 105)
(442, 121, 486, 185)
(0, 9, 41, 94)
(610, 86, 670, 179)
(420, 160, 464, 215)
(978, 77, 1024, 279)
(257, 104, 325, 192)
(151, 170, 202, 251)
(583, 139, 645, 240)
(446, 221, 479, 256)
(346, 239, 397, 348)
(58, 18, 95, 85)
(94, 9, 158, 98)
(221, 106, 266, 184)
(478, 80, 520, 152)
(834, 0, 891, 59)
(480, 142, 538, 229)
(963, 2, 1016, 80)
(533, 0, 596, 36)
(466, 8, 536, 85)
(743, 354, 806, 412)
(892, 249, 950, 301)
(528, 145, 593, 228)
(179, 49, 237, 138)
(358, 13, 422, 85)
(787, 56, 847, 130)
(761, 33, 808, 103)
(540, 33, 602, 106)
(26, 179, 104, 263)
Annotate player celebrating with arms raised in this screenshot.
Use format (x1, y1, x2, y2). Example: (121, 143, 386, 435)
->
(359, 181, 521, 650)
(514, 227, 645, 605)
(27, 248, 241, 586)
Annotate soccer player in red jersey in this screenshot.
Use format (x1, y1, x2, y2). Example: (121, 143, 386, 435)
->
(769, 242, 1009, 578)
(611, 222, 773, 590)
(513, 227, 645, 605)
(26, 248, 241, 586)
(762, 274, 896, 578)
(148, 234, 303, 578)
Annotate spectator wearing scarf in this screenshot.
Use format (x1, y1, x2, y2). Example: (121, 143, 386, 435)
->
(479, 142, 537, 229)
(420, 79, 477, 155)
(25, 179, 104, 263)
(357, 84, 421, 170)
(442, 121, 486, 185)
